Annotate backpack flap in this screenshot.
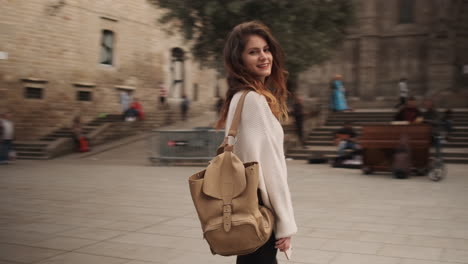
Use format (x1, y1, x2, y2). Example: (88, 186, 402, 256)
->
(203, 151, 247, 232)
(203, 151, 247, 200)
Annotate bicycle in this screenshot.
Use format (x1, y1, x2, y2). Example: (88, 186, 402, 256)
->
(428, 134, 446, 181)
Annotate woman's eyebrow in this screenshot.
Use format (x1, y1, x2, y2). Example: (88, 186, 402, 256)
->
(247, 45, 269, 51)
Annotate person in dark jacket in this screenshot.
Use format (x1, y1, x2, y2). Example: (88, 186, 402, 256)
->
(292, 95, 305, 146)
(0, 112, 14, 164)
(440, 109, 454, 141)
(334, 121, 359, 156)
(181, 94, 189, 121)
(394, 97, 422, 123)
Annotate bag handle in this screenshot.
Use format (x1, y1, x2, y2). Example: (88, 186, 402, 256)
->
(223, 90, 250, 151)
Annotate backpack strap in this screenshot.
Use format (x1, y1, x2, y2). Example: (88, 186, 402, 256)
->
(224, 90, 250, 152)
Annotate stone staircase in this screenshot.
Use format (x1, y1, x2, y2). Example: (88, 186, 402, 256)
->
(14, 114, 121, 160)
(14, 141, 50, 160)
(286, 109, 468, 164)
(14, 104, 211, 160)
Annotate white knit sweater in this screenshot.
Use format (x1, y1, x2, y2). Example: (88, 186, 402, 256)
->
(225, 91, 298, 238)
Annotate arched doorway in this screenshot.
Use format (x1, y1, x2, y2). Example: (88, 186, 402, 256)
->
(170, 47, 185, 97)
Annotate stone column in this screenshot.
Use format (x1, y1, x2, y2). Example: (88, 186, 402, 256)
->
(357, 0, 379, 100)
(426, 39, 455, 95)
(426, 0, 456, 96)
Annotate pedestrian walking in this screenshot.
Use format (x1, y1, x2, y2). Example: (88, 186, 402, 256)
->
(394, 78, 409, 109)
(119, 91, 131, 115)
(180, 94, 189, 121)
(330, 74, 350, 112)
(0, 112, 14, 164)
(216, 21, 297, 263)
(292, 95, 305, 146)
(158, 82, 168, 109)
(394, 97, 422, 123)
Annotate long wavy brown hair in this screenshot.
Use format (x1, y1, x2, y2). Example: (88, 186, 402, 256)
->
(216, 21, 289, 129)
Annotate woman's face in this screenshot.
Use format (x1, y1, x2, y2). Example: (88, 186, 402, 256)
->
(241, 35, 273, 82)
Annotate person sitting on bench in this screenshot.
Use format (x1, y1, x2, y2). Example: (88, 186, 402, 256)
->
(333, 122, 361, 166)
(334, 122, 359, 156)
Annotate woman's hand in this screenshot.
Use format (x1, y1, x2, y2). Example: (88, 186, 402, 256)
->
(275, 237, 291, 252)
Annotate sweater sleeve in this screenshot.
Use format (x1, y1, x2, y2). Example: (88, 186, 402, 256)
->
(230, 92, 297, 238)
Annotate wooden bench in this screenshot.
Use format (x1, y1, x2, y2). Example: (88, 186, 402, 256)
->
(360, 124, 431, 174)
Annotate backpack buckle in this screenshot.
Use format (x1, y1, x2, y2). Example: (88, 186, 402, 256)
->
(223, 204, 232, 213)
(223, 204, 232, 232)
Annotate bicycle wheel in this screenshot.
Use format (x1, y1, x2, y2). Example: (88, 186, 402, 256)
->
(428, 159, 446, 181)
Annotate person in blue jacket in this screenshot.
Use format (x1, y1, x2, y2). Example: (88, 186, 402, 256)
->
(330, 74, 349, 112)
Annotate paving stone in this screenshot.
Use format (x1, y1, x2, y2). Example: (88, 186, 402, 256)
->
(291, 248, 339, 263)
(123, 261, 162, 264)
(357, 231, 409, 244)
(101, 221, 154, 232)
(56, 227, 126, 240)
(1, 154, 467, 264)
(320, 239, 383, 254)
(166, 251, 233, 264)
(292, 236, 328, 250)
(440, 249, 468, 263)
(77, 241, 181, 263)
(0, 229, 55, 245)
(329, 253, 400, 264)
(350, 222, 399, 233)
(7, 223, 78, 234)
(31, 236, 98, 251)
(303, 228, 362, 240)
(406, 235, 468, 251)
(394, 259, 453, 264)
(0, 243, 64, 263)
(378, 244, 443, 261)
(36, 252, 129, 264)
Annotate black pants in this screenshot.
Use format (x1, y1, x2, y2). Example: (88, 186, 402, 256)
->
(236, 232, 277, 264)
(294, 115, 304, 145)
(394, 97, 406, 108)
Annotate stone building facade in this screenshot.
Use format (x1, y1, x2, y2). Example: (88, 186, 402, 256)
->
(298, 0, 468, 107)
(2, 0, 467, 140)
(0, 0, 220, 140)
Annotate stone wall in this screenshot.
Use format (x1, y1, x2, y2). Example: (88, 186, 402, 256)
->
(297, 0, 468, 107)
(0, 0, 218, 140)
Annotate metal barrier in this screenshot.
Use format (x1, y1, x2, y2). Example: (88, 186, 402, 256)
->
(149, 128, 225, 166)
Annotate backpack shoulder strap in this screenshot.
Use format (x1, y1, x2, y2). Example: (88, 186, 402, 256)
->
(228, 90, 250, 138)
(223, 90, 250, 151)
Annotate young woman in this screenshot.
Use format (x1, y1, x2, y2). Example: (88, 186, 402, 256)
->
(217, 21, 297, 263)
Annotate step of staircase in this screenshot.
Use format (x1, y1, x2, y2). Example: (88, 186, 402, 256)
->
(443, 157, 468, 164)
(15, 109, 209, 160)
(286, 109, 468, 164)
(287, 147, 468, 160)
(14, 141, 50, 160)
(313, 126, 468, 133)
(16, 151, 49, 159)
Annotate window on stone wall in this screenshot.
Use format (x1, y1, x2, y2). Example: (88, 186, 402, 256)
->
(100, 30, 114, 65)
(77, 91, 92, 101)
(24, 87, 43, 99)
(399, 0, 414, 24)
(170, 47, 185, 97)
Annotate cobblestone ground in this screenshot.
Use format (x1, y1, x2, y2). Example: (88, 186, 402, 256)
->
(1, 148, 468, 263)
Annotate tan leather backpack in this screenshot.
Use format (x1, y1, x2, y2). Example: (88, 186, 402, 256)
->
(188, 91, 274, 256)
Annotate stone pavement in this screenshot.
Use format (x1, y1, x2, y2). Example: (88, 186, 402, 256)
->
(1, 158, 468, 264)
(1, 111, 468, 264)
